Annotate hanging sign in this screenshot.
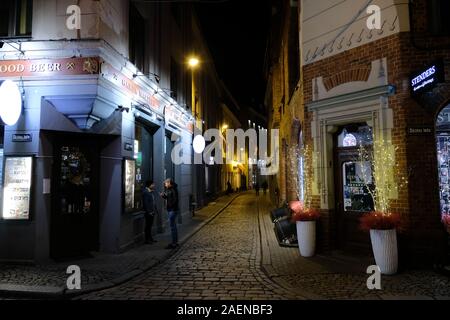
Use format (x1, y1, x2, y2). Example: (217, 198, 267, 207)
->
(410, 59, 445, 95)
(0, 80, 22, 126)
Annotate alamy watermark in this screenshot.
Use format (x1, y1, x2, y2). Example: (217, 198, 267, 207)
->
(66, 5, 81, 30)
(366, 265, 382, 290)
(66, 265, 81, 290)
(171, 128, 279, 176)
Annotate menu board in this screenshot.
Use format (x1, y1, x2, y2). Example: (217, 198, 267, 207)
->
(2, 157, 32, 220)
(124, 159, 135, 212)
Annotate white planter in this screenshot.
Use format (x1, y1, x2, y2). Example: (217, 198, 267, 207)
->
(296, 221, 316, 257)
(370, 229, 398, 275)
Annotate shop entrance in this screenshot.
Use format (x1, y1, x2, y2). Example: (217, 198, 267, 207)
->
(334, 124, 374, 254)
(50, 135, 99, 259)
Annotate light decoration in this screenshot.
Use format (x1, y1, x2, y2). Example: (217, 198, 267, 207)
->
(357, 135, 409, 215)
(290, 143, 313, 208)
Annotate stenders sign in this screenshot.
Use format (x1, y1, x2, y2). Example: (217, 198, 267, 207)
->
(410, 59, 445, 95)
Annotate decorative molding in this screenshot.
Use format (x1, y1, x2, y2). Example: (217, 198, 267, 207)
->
(307, 85, 396, 112)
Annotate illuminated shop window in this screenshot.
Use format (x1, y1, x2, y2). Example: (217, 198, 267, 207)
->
(133, 123, 153, 212)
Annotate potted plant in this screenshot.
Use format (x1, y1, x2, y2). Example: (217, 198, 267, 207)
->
(360, 212, 402, 275)
(290, 201, 320, 257)
(442, 214, 450, 234)
(357, 137, 408, 275)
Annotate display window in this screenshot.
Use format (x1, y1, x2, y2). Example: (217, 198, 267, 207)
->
(131, 123, 153, 212)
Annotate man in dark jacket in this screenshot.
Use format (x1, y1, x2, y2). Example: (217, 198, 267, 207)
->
(142, 180, 157, 244)
(160, 178, 179, 249)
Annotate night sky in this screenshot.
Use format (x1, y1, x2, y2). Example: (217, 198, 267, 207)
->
(195, 0, 271, 109)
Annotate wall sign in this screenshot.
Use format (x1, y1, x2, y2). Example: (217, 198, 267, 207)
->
(408, 126, 433, 135)
(0, 57, 100, 78)
(410, 59, 445, 95)
(12, 133, 32, 142)
(2, 157, 33, 220)
(124, 143, 133, 152)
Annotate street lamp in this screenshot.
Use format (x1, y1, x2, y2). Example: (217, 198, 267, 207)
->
(188, 57, 200, 69)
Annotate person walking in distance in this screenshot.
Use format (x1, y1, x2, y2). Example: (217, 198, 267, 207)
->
(262, 181, 268, 195)
(142, 180, 157, 244)
(254, 182, 260, 196)
(160, 178, 179, 249)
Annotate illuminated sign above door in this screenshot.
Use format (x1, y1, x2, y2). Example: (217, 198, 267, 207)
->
(410, 59, 445, 95)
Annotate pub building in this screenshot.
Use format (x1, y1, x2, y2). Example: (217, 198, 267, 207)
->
(0, 48, 195, 262)
(298, 0, 450, 267)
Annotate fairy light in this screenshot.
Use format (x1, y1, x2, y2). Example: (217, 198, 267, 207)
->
(357, 135, 408, 215)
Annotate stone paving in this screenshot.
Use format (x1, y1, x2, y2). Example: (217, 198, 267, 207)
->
(78, 192, 450, 300)
(1, 192, 449, 300)
(0, 193, 240, 297)
(77, 194, 297, 300)
(257, 195, 450, 300)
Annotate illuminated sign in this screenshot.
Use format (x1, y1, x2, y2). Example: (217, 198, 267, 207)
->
(2, 157, 33, 220)
(0, 57, 100, 78)
(0, 80, 22, 125)
(410, 60, 444, 95)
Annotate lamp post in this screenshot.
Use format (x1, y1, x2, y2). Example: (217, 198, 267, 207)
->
(188, 56, 200, 210)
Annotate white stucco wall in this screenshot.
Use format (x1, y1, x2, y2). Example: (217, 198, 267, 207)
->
(32, 0, 129, 57)
(301, 0, 410, 65)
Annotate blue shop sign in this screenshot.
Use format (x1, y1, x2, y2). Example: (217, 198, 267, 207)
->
(410, 59, 445, 95)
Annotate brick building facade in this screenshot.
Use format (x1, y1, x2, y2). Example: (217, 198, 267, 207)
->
(267, 0, 450, 267)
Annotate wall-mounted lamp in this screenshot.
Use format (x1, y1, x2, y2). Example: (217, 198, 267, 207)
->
(115, 105, 130, 113)
(132, 72, 161, 84)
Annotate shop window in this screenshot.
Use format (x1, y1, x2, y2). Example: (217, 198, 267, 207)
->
(429, 0, 450, 36)
(0, 0, 33, 38)
(133, 123, 153, 211)
(337, 125, 373, 148)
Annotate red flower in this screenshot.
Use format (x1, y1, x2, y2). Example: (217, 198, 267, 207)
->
(289, 201, 304, 214)
(442, 214, 450, 228)
(292, 208, 320, 222)
(359, 212, 402, 232)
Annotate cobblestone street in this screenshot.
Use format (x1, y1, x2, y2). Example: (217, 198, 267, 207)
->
(77, 193, 450, 300)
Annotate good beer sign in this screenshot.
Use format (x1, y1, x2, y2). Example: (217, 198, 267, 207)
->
(0, 57, 100, 78)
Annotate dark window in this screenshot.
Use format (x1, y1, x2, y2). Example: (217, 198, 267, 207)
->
(288, 4, 300, 99)
(0, 0, 33, 38)
(129, 3, 146, 72)
(170, 57, 179, 101)
(429, 0, 450, 36)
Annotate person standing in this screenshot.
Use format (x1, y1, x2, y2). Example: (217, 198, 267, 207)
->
(142, 180, 157, 244)
(226, 181, 232, 195)
(255, 183, 260, 196)
(160, 178, 179, 249)
(262, 181, 268, 195)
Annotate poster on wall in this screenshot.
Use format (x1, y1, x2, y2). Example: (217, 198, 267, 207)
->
(124, 159, 136, 212)
(2, 157, 33, 220)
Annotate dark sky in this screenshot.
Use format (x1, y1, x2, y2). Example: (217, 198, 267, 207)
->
(195, 0, 271, 108)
